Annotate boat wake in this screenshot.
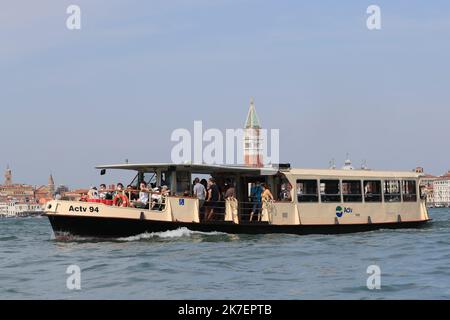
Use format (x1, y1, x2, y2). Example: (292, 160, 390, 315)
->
(117, 227, 226, 242)
(51, 228, 227, 242)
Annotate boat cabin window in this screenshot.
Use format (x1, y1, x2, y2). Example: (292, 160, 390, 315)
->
(342, 180, 362, 202)
(402, 180, 417, 202)
(297, 180, 319, 203)
(320, 180, 341, 203)
(384, 180, 401, 202)
(364, 180, 382, 202)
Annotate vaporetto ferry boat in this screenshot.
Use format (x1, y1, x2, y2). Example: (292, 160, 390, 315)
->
(44, 163, 431, 238)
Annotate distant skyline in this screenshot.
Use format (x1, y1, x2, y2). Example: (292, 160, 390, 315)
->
(1, 0, 450, 188)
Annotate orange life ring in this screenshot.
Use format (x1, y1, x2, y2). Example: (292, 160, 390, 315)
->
(113, 194, 130, 207)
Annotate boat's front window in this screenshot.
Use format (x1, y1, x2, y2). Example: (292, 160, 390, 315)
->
(142, 172, 156, 187)
(342, 180, 362, 202)
(402, 180, 417, 202)
(160, 171, 173, 190)
(297, 180, 319, 203)
(175, 171, 192, 195)
(384, 180, 401, 202)
(364, 180, 382, 202)
(320, 180, 341, 203)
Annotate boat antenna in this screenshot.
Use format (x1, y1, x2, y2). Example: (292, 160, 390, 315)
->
(329, 158, 336, 170)
(361, 159, 368, 170)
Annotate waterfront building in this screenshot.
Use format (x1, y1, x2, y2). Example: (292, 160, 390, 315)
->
(420, 174, 438, 207)
(0, 202, 43, 217)
(244, 98, 264, 167)
(416, 167, 450, 208)
(433, 171, 450, 207)
(0, 183, 35, 203)
(0, 166, 56, 210)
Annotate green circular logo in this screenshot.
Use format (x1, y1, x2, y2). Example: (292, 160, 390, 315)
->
(336, 206, 344, 218)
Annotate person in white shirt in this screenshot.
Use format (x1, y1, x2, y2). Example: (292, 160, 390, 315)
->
(193, 177, 206, 207)
(132, 182, 150, 209)
(88, 186, 99, 200)
(99, 184, 112, 200)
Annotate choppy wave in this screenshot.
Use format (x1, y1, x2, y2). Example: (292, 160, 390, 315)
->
(118, 227, 225, 242)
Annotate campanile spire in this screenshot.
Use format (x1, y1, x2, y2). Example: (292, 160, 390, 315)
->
(4, 165, 12, 186)
(244, 99, 263, 167)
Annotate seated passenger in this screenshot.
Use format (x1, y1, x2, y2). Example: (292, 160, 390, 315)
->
(132, 182, 149, 209)
(115, 183, 124, 196)
(126, 185, 139, 201)
(279, 184, 292, 201)
(80, 192, 89, 202)
(151, 186, 169, 210)
(87, 186, 99, 200)
(99, 184, 112, 200)
(161, 185, 170, 196)
(151, 187, 160, 209)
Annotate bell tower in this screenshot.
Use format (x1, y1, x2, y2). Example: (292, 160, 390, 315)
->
(244, 98, 264, 167)
(48, 174, 55, 196)
(4, 165, 12, 186)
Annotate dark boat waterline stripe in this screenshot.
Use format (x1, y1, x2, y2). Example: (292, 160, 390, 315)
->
(46, 215, 431, 238)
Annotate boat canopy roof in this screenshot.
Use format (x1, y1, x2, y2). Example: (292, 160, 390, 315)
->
(289, 168, 421, 179)
(96, 163, 278, 175)
(96, 163, 420, 179)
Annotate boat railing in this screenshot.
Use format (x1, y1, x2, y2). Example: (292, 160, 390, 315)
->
(82, 189, 170, 211)
(198, 199, 275, 223)
(80, 190, 277, 223)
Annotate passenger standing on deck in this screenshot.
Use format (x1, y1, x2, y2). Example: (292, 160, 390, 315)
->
(262, 184, 274, 201)
(224, 182, 236, 200)
(193, 178, 206, 208)
(200, 179, 208, 193)
(260, 184, 274, 221)
(249, 182, 263, 222)
(205, 178, 220, 221)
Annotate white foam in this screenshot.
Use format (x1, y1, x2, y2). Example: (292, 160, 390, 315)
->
(118, 227, 225, 242)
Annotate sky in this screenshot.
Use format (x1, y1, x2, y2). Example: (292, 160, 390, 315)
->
(1, 0, 449, 188)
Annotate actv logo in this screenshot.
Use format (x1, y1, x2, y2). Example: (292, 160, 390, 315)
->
(336, 206, 353, 218)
